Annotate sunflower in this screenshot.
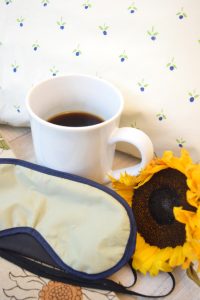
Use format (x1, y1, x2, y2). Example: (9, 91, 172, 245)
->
(111, 149, 200, 281)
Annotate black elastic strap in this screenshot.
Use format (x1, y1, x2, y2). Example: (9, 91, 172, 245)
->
(0, 248, 175, 298)
(126, 259, 138, 288)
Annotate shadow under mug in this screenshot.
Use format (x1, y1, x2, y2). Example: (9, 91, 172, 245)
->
(26, 74, 154, 183)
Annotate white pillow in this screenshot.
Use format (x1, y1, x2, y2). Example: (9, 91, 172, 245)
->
(0, 0, 200, 160)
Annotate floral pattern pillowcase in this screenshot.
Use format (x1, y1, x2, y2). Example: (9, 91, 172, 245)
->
(0, 0, 200, 161)
(0, 259, 119, 300)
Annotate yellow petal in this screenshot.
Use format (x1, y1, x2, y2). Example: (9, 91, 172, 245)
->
(169, 246, 185, 267)
(159, 261, 173, 273)
(162, 149, 193, 175)
(187, 166, 200, 205)
(133, 237, 159, 274)
(135, 233, 146, 250)
(180, 149, 193, 164)
(182, 243, 197, 261)
(110, 174, 134, 205)
(182, 258, 191, 270)
(174, 207, 193, 224)
(162, 150, 174, 161)
(186, 190, 199, 208)
(150, 247, 173, 275)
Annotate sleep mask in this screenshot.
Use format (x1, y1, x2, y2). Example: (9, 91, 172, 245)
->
(0, 158, 136, 278)
(0, 159, 175, 298)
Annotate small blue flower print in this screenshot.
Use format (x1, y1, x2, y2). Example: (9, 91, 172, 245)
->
(156, 110, 166, 121)
(147, 27, 159, 41)
(73, 45, 82, 56)
(83, 0, 92, 9)
(119, 51, 128, 62)
(166, 58, 177, 71)
(188, 91, 199, 103)
(128, 2, 137, 14)
(5, 0, 12, 5)
(50, 66, 59, 76)
(17, 17, 25, 27)
(14, 105, 21, 113)
(32, 42, 40, 51)
(41, 0, 49, 6)
(176, 138, 186, 148)
(176, 8, 187, 20)
(138, 79, 148, 92)
(11, 63, 19, 73)
(99, 24, 109, 36)
(57, 17, 66, 30)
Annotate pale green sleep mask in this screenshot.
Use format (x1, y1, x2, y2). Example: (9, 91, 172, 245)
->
(0, 158, 136, 279)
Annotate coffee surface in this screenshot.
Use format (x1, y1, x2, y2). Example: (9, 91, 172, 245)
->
(47, 111, 104, 127)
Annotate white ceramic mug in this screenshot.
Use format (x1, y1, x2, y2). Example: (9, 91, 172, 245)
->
(26, 74, 153, 183)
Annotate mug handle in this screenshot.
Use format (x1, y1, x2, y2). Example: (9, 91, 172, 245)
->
(108, 127, 154, 179)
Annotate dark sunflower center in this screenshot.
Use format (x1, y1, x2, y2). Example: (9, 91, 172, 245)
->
(149, 187, 180, 225)
(132, 168, 196, 248)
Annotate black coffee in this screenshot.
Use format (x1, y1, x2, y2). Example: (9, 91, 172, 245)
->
(47, 111, 104, 127)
